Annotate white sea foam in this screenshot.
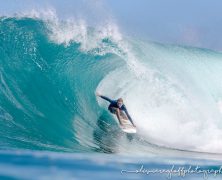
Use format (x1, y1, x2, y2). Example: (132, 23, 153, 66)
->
(97, 42, 222, 154)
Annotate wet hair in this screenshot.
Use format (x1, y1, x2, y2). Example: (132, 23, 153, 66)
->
(117, 98, 123, 103)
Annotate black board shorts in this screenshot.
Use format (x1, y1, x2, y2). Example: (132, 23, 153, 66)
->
(109, 107, 117, 114)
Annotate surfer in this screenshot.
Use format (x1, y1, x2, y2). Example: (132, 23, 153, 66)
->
(96, 93, 136, 127)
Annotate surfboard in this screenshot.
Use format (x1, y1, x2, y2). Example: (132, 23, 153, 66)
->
(117, 111, 137, 133)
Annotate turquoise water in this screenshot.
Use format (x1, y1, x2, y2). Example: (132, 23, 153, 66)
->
(1, 16, 222, 179)
(1, 150, 222, 180)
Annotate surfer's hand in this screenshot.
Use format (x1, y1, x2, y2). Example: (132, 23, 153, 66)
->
(96, 92, 101, 97)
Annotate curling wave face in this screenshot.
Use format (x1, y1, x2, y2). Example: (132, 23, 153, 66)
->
(1, 11, 222, 156)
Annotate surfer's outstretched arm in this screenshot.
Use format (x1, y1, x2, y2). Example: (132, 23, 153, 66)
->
(96, 93, 113, 103)
(123, 107, 136, 127)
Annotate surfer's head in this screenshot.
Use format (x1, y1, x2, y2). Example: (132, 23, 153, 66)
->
(117, 98, 123, 108)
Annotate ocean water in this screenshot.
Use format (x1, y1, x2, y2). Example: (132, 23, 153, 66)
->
(1, 11, 222, 179)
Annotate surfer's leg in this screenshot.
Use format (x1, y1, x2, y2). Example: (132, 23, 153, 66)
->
(120, 111, 128, 119)
(109, 107, 123, 125)
(115, 108, 124, 126)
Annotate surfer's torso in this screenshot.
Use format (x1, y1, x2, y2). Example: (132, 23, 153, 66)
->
(108, 100, 127, 111)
